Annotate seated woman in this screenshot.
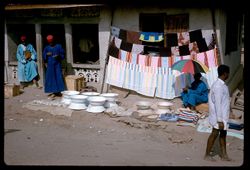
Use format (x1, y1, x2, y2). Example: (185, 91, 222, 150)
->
(181, 72, 208, 110)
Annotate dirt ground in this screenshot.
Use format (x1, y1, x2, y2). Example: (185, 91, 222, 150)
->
(4, 86, 244, 166)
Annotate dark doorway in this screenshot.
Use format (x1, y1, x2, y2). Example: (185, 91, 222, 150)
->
(41, 24, 66, 50)
(7, 24, 36, 62)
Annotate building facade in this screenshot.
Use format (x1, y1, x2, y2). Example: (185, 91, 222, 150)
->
(4, 4, 244, 94)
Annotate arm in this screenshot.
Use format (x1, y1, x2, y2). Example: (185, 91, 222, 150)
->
(26, 44, 37, 61)
(212, 85, 223, 123)
(188, 82, 207, 95)
(16, 45, 26, 64)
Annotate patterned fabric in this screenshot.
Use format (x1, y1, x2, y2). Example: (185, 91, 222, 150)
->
(111, 26, 120, 37)
(177, 32, 190, 46)
(171, 46, 180, 56)
(139, 32, 164, 42)
(178, 110, 199, 124)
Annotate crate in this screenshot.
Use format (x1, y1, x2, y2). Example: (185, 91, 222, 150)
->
(64, 75, 85, 91)
(4, 84, 20, 98)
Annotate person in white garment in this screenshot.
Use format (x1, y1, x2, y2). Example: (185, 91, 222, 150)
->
(204, 64, 231, 161)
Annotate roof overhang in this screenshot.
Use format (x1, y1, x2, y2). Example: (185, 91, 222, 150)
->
(5, 4, 104, 10)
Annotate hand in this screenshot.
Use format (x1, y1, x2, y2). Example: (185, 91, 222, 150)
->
(46, 52, 52, 56)
(218, 122, 224, 130)
(44, 63, 47, 68)
(183, 87, 188, 92)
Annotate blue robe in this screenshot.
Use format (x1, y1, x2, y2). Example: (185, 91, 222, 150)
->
(42, 44, 65, 93)
(16, 43, 39, 82)
(181, 80, 208, 107)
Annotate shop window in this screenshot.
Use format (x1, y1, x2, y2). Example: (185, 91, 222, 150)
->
(72, 24, 99, 64)
(165, 13, 189, 33)
(7, 24, 36, 62)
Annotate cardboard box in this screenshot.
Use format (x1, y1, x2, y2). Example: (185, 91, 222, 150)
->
(4, 84, 20, 98)
(64, 75, 85, 91)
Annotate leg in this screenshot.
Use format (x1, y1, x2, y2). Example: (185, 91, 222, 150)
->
(219, 130, 231, 161)
(204, 128, 219, 161)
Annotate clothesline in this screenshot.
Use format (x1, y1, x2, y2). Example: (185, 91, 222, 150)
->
(111, 26, 215, 48)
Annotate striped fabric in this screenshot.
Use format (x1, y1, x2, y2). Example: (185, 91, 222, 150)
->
(178, 110, 199, 124)
(106, 49, 219, 99)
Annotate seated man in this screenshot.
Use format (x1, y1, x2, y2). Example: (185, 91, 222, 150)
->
(181, 72, 208, 110)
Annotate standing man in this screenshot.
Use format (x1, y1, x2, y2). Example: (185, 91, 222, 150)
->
(204, 64, 231, 161)
(42, 35, 65, 98)
(16, 35, 40, 89)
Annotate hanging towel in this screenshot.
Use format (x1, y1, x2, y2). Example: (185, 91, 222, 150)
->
(196, 38, 209, 52)
(130, 53, 138, 64)
(160, 47, 172, 57)
(114, 36, 122, 48)
(111, 26, 120, 37)
(132, 44, 144, 54)
(139, 32, 164, 42)
(166, 33, 178, 47)
(120, 41, 133, 52)
(144, 46, 160, 55)
(177, 32, 190, 46)
(189, 29, 203, 43)
(127, 30, 142, 44)
(108, 43, 120, 58)
(171, 46, 180, 56)
(149, 56, 161, 67)
(206, 48, 217, 68)
(179, 44, 190, 56)
(119, 29, 127, 41)
(189, 42, 199, 60)
(207, 34, 216, 50)
(137, 54, 149, 66)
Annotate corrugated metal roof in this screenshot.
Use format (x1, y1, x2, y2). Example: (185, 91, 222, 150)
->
(5, 4, 104, 10)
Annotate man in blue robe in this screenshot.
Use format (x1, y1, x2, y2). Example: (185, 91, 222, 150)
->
(42, 35, 65, 98)
(16, 35, 40, 89)
(181, 72, 208, 110)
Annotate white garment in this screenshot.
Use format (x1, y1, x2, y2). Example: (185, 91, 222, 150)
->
(208, 78, 230, 130)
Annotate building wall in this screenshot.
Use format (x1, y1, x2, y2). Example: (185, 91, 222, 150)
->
(4, 6, 243, 94)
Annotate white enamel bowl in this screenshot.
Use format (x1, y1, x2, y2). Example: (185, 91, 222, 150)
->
(136, 101, 152, 110)
(101, 93, 119, 102)
(68, 95, 88, 110)
(87, 96, 106, 106)
(81, 92, 100, 97)
(61, 90, 80, 104)
(101, 93, 119, 108)
(87, 96, 106, 113)
(157, 101, 173, 109)
(156, 101, 173, 114)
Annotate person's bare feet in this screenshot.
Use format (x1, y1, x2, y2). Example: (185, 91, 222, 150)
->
(204, 155, 216, 162)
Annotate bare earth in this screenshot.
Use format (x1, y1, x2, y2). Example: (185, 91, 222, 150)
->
(4, 86, 244, 166)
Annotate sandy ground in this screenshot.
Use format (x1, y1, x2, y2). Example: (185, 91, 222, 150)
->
(4, 86, 244, 166)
